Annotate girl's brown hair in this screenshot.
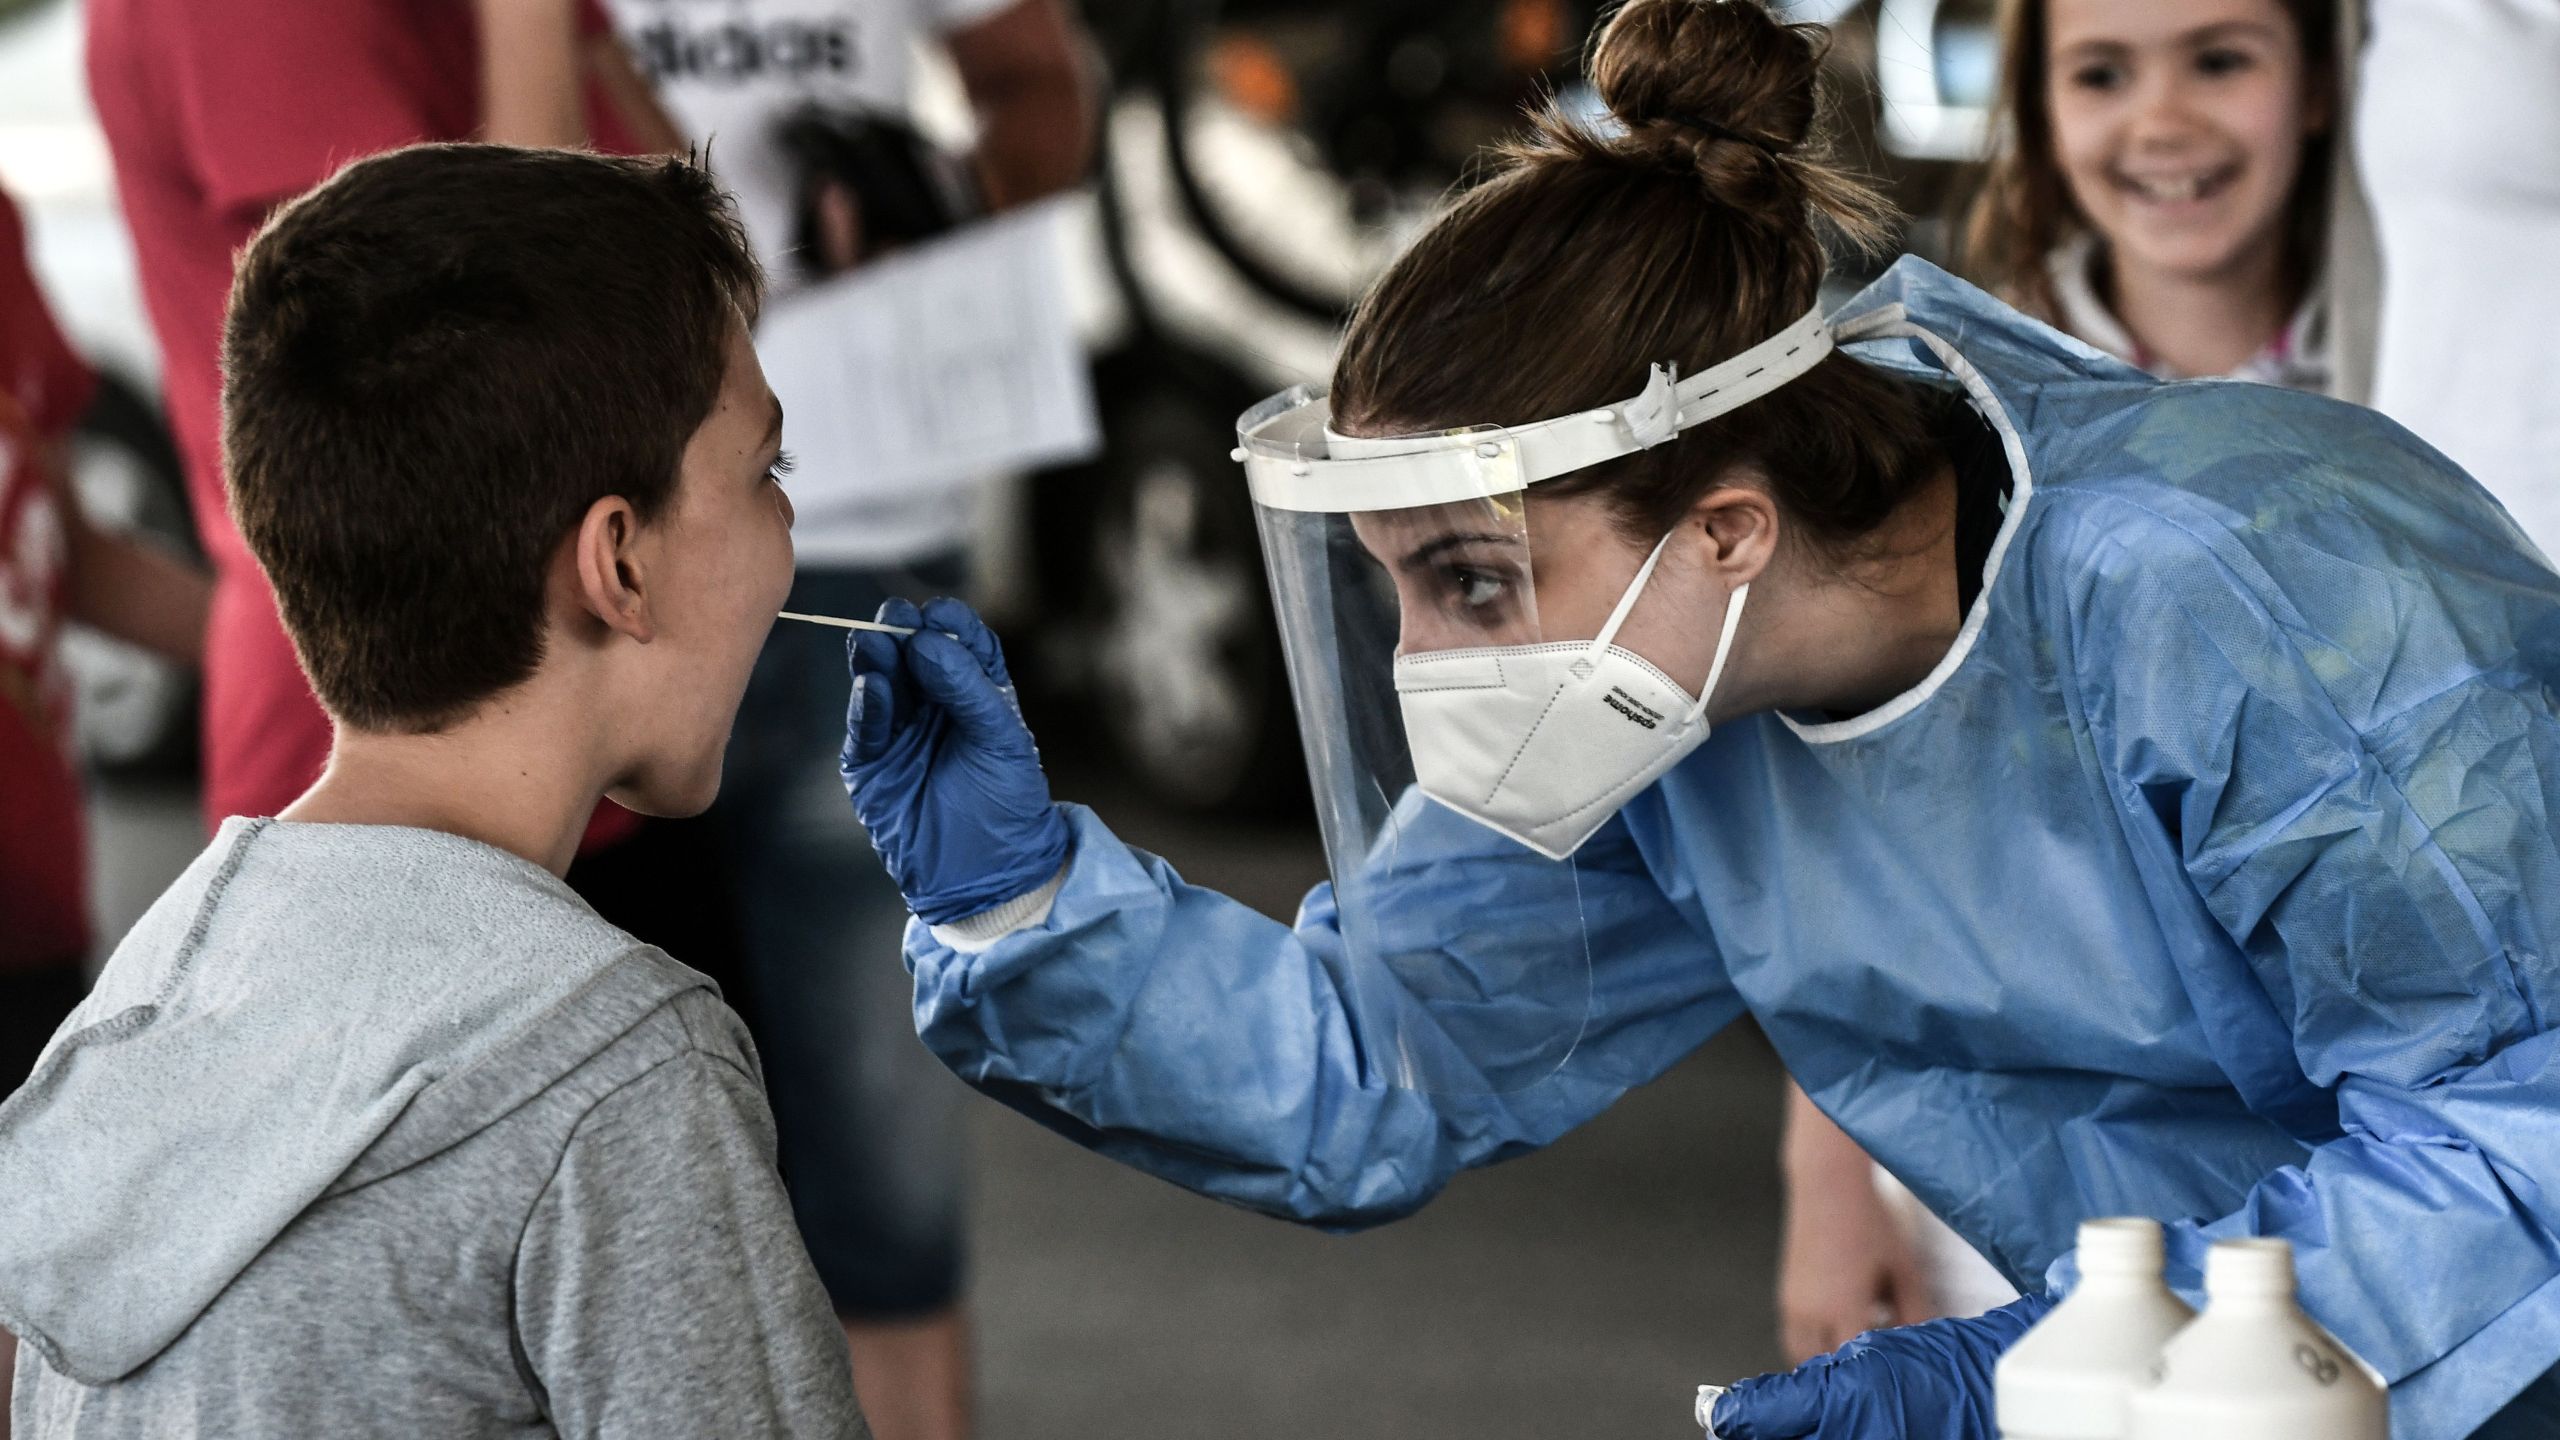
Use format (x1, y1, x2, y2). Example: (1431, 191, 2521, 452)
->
(1962, 0, 2337, 325)
(1331, 0, 1943, 559)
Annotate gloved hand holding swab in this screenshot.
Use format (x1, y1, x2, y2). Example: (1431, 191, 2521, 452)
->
(837, 595, 1070, 923)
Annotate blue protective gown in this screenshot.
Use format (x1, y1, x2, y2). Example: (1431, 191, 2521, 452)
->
(906, 259, 2560, 1440)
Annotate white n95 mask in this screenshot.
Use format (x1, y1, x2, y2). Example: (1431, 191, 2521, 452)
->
(1393, 533, 1749, 860)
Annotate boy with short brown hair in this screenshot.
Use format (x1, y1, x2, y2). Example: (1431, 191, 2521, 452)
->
(0, 144, 861, 1440)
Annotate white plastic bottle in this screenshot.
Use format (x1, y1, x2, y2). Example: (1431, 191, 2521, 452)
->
(1995, 1217, 2196, 1440)
(2125, 1237, 2388, 1440)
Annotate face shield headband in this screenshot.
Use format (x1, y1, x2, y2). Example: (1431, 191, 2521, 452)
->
(1233, 302, 1834, 512)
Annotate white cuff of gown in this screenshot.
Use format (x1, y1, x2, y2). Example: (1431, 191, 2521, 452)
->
(926, 865, 1071, 954)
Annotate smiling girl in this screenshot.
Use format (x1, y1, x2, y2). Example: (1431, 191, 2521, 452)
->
(1969, 0, 2339, 384)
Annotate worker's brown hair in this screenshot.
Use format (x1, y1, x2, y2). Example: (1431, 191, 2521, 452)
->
(1961, 0, 2337, 325)
(225, 143, 762, 733)
(1331, 0, 1942, 559)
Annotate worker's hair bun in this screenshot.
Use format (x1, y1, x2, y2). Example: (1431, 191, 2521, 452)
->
(1593, 0, 1819, 156)
(1563, 0, 1884, 245)
(1333, 1, 1927, 571)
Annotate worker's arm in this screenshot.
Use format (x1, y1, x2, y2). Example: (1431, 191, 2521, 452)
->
(845, 600, 1741, 1228)
(2075, 491, 2560, 1440)
(906, 794, 1742, 1228)
(943, 0, 1096, 209)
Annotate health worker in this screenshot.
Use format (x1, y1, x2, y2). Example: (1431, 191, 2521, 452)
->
(835, 2, 2560, 1435)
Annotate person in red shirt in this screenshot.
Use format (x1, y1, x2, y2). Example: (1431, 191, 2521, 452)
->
(0, 180, 209, 1432)
(0, 182, 207, 1070)
(83, 0, 678, 836)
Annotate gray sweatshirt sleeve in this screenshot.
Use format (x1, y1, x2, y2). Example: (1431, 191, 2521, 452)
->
(514, 1050, 868, 1439)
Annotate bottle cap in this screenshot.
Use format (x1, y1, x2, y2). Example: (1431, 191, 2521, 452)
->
(2076, 1217, 2165, 1277)
(2205, 1237, 2296, 1299)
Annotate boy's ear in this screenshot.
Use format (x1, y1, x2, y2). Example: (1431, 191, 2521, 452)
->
(571, 495, 655, 644)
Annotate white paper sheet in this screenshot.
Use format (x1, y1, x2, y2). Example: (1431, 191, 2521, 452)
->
(753, 196, 1100, 513)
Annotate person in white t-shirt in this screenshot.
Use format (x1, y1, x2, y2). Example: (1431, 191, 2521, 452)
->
(2353, 0, 2560, 558)
(601, 5, 1094, 1439)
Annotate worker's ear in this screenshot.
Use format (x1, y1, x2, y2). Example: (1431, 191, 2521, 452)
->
(1686, 475, 1780, 589)
(567, 494, 656, 644)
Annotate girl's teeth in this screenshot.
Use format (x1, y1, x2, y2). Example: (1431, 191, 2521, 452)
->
(2137, 175, 2207, 202)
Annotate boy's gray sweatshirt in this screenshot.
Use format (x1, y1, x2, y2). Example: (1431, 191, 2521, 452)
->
(0, 818, 866, 1438)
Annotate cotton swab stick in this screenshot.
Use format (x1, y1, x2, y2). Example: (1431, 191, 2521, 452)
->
(777, 610, 919, 636)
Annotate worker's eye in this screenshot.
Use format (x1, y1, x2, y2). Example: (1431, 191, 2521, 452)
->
(1443, 564, 1511, 612)
(765, 450, 797, 487)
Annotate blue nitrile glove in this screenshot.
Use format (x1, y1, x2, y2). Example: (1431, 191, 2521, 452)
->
(1710, 1295, 2052, 1440)
(840, 596, 1072, 926)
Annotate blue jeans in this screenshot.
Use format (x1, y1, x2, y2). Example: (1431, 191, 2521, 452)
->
(714, 557, 970, 1320)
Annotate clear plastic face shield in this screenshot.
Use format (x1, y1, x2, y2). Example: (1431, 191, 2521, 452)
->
(1234, 305, 1833, 1094)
